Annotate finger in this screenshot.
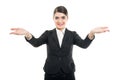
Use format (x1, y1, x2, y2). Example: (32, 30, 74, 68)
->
(101, 27, 108, 29)
(104, 27, 110, 31)
(10, 32, 18, 35)
(103, 29, 109, 33)
(11, 28, 17, 30)
(105, 30, 110, 32)
(10, 28, 19, 30)
(10, 32, 15, 34)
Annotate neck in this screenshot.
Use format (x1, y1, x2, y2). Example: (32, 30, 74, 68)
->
(56, 28, 65, 31)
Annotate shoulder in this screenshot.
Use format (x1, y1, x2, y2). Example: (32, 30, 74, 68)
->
(66, 28, 77, 34)
(43, 28, 55, 35)
(46, 28, 55, 32)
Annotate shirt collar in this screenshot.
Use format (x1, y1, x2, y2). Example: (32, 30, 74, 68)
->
(56, 28, 66, 34)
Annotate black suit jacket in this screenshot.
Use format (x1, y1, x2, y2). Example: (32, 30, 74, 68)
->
(25, 28, 94, 74)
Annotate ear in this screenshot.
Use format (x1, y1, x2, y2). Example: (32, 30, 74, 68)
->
(53, 15, 55, 20)
(66, 16, 68, 20)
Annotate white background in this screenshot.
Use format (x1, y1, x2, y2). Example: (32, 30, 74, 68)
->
(0, 0, 120, 80)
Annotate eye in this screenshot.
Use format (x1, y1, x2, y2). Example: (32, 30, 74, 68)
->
(62, 16, 65, 19)
(55, 17, 59, 19)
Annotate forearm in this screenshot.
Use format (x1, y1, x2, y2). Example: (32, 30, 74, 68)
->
(25, 30, 48, 47)
(73, 32, 94, 48)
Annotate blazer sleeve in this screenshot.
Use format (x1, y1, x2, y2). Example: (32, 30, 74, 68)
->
(25, 30, 48, 47)
(73, 31, 95, 48)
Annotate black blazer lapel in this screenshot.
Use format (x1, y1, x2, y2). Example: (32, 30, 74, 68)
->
(61, 29, 69, 48)
(52, 29, 60, 48)
(51, 28, 70, 49)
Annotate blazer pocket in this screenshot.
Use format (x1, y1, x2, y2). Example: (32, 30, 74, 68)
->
(69, 62, 75, 70)
(71, 63, 75, 69)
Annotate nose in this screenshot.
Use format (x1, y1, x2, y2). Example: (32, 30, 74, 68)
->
(58, 19, 63, 23)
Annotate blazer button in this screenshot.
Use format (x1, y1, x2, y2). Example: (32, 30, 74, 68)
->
(59, 57, 61, 60)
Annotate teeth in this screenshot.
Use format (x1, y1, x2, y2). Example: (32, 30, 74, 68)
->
(58, 24, 64, 26)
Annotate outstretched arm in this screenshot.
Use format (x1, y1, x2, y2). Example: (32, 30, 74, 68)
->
(73, 26, 109, 48)
(88, 27, 109, 40)
(10, 27, 48, 47)
(10, 28, 32, 40)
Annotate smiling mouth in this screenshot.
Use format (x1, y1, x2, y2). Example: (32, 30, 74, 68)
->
(57, 23, 64, 26)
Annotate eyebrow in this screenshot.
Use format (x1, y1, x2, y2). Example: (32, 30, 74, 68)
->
(62, 16, 65, 19)
(55, 16, 66, 19)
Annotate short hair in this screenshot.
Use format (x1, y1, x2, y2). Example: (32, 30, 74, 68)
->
(53, 6, 68, 16)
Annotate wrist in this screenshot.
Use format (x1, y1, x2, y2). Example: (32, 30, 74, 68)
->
(88, 31, 95, 40)
(25, 32, 32, 40)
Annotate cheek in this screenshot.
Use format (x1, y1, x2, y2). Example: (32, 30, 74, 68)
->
(63, 19, 68, 22)
(63, 20, 67, 24)
(53, 19, 67, 24)
(55, 21, 58, 24)
(53, 20, 57, 23)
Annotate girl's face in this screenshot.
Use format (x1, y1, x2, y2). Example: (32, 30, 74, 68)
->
(53, 12, 68, 30)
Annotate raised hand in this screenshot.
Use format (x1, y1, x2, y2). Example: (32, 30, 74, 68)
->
(10, 28, 29, 35)
(88, 27, 109, 40)
(10, 28, 32, 40)
(91, 27, 109, 34)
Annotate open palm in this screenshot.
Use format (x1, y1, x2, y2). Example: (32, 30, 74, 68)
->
(91, 27, 109, 34)
(10, 28, 28, 35)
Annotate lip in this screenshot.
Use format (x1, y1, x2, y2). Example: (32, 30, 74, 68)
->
(57, 23, 64, 26)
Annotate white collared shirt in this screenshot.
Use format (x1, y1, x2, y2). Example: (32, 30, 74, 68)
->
(56, 28, 66, 47)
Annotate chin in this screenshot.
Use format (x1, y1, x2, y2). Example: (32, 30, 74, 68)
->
(57, 27, 64, 30)
(57, 25, 65, 28)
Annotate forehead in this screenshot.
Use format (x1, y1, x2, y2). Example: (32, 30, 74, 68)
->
(54, 12, 66, 17)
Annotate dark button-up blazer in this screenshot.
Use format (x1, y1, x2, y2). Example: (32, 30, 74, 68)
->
(25, 28, 94, 74)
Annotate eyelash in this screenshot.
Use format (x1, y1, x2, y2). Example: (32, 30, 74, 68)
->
(55, 17, 65, 19)
(62, 17, 65, 19)
(55, 17, 59, 19)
